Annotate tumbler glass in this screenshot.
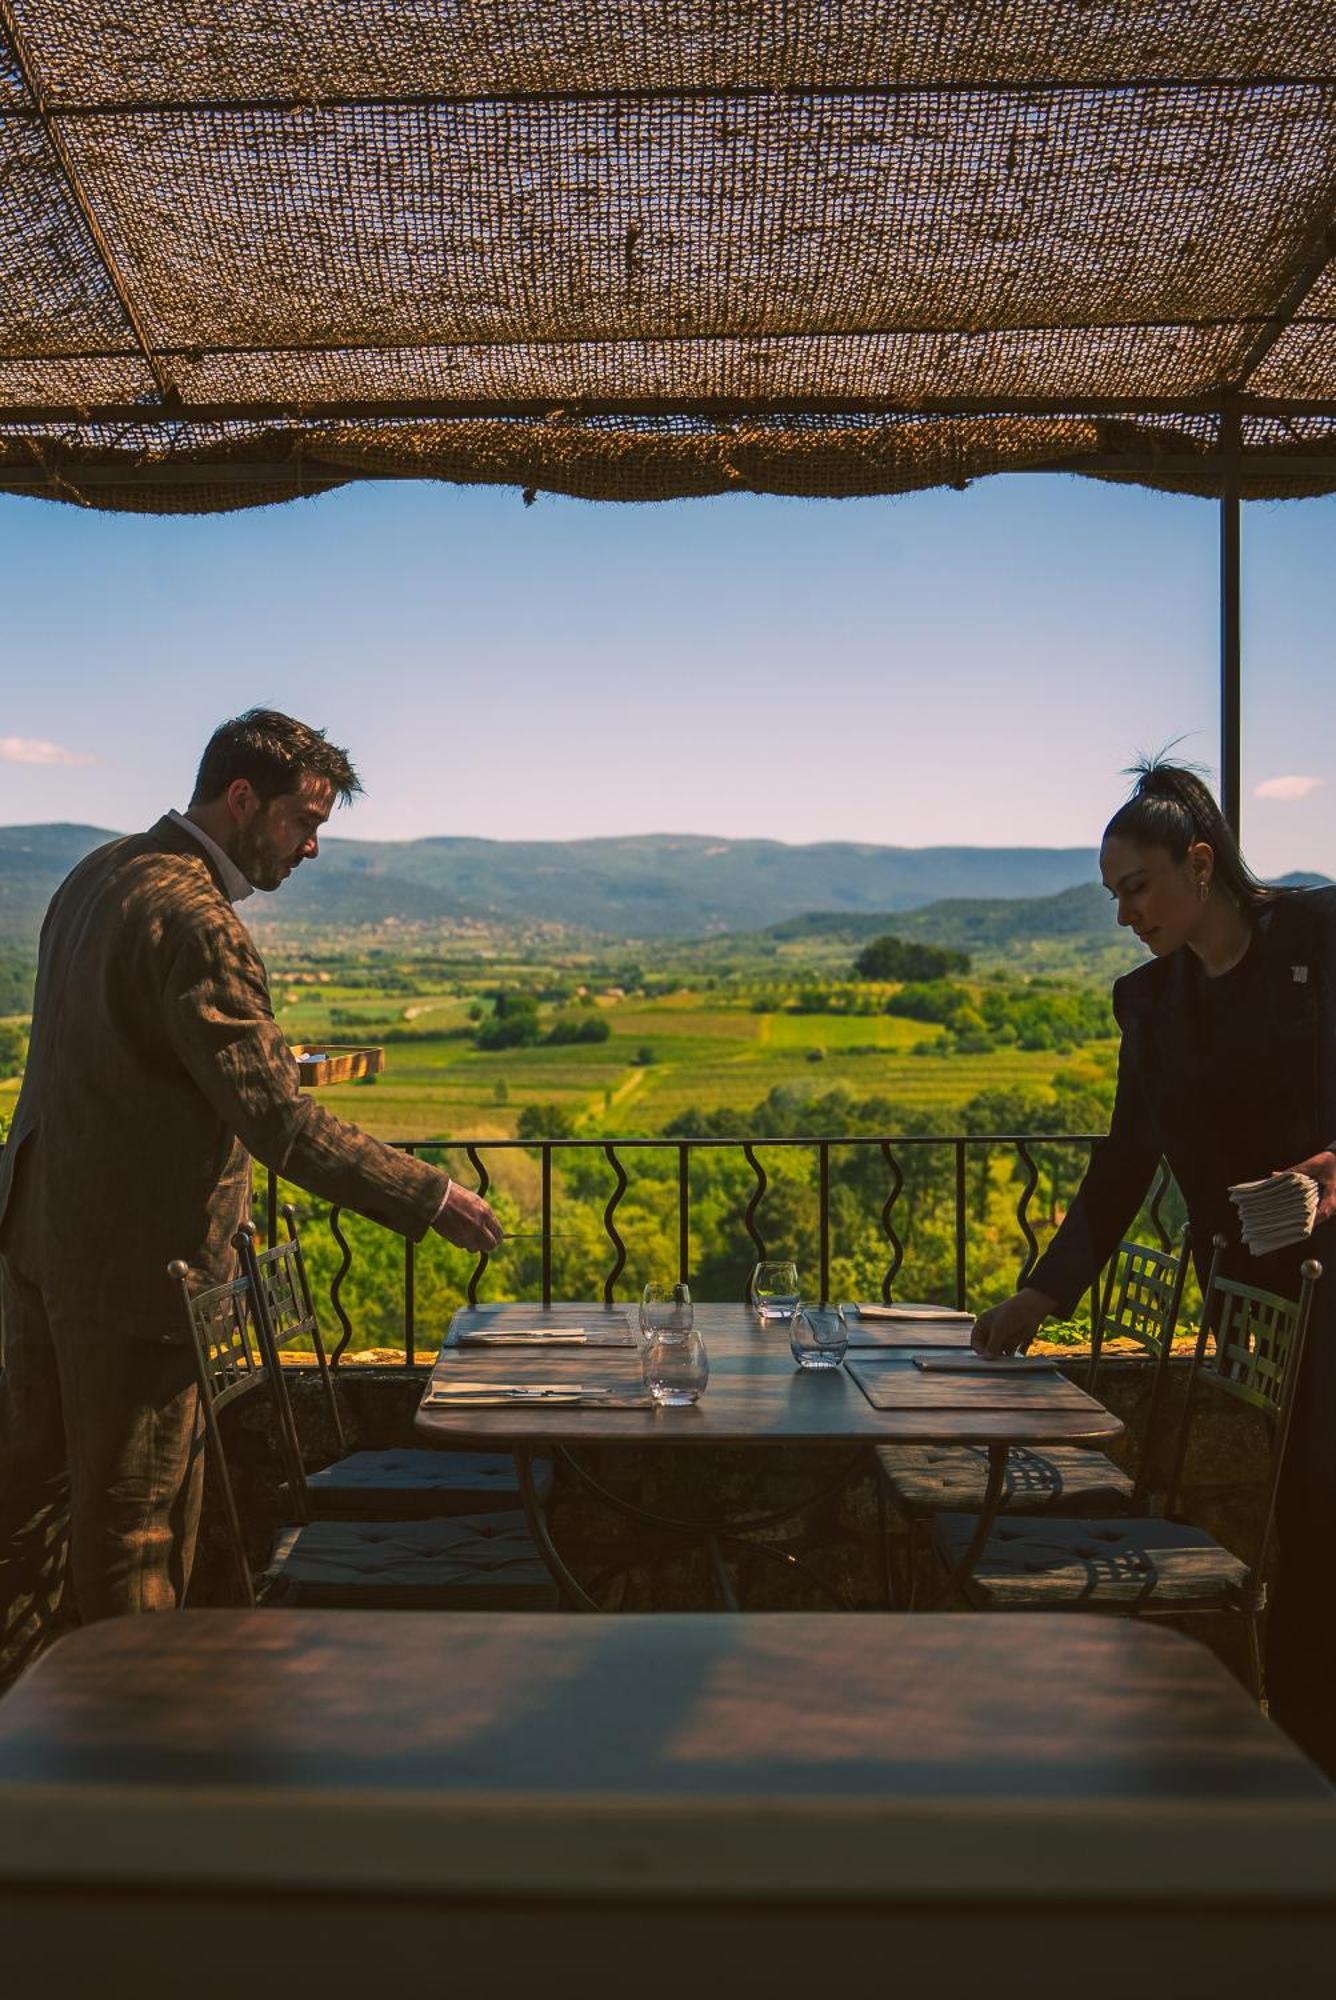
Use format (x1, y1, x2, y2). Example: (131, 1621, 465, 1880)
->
(641, 1299, 708, 1407)
(640, 1280, 691, 1346)
(749, 1260, 800, 1321)
(789, 1303, 848, 1370)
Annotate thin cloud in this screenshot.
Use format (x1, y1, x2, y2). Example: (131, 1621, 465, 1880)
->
(1253, 774, 1323, 802)
(0, 735, 97, 767)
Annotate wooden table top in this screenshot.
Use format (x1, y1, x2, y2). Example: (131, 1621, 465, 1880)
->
(0, 1610, 1330, 1902)
(413, 1302, 1123, 1447)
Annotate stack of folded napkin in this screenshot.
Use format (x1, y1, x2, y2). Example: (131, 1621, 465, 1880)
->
(1228, 1172, 1319, 1255)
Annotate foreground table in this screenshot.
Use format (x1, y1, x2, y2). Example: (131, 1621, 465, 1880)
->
(0, 1611, 1331, 1998)
(414, 1302, 1123, 1607)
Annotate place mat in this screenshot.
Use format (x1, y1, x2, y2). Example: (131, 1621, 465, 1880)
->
(912, 1353, 1057, 1375)
(841, 1303, 974, 1351)
(847, 1357, 1093, 1411)
(450, 1304, 635, 1345)
(430, 1331, 647, 1407)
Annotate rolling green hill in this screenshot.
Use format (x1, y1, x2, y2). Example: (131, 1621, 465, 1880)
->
(0, 822, 1097, 944)
(758, 873, 1331, 979)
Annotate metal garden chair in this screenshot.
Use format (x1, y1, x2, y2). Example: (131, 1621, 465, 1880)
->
(172, 1248, 557, 1611)
(926, 1239, 1322, 1702)
(875, 1230, 1192, 1604)
(239, 1208, 553, 1519)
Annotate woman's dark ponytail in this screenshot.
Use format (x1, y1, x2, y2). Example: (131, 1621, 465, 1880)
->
(1103, 761, 1277, 917)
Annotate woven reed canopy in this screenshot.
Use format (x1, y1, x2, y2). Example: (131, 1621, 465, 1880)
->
(2, 3, 1335, 513)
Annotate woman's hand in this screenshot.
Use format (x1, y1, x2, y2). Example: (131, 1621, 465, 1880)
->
(971, 1286, 1059, 1357)
(1280, 1150, 1336, 1228)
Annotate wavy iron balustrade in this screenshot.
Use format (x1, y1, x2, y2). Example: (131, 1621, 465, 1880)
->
(248, 1131, 1171, 1368)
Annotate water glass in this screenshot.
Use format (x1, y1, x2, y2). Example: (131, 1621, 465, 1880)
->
(790, 1303, 848, 1370)
(642, 1315, 709, 1406)
(750, 1260, 800, 1321)
(640, 1280, 692, 1346)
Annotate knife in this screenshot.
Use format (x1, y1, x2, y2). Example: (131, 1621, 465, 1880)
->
(427, 1382, 612, 1399)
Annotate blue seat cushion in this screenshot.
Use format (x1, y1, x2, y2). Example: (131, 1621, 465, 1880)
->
(265, 1515, 559, 1610)
(930, 1513, 1248, 1609)
(302, 1449, 553, 1517)
(876, 1443, 1134, 1516)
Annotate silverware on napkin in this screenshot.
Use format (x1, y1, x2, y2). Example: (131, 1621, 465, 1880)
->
(457, 1330, 590, 1345)
(425, 1386, 653, 1410)
(427, 1381, 612, 1399)
(455, 1334, 635, 1351)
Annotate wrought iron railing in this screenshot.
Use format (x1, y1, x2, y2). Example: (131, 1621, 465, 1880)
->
(258, 1133, 1181, 1367)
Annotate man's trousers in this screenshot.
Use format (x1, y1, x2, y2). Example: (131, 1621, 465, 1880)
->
(0, 1252, 204, 1676)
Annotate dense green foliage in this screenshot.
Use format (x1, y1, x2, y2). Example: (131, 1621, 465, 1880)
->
(0, 1021, 25, 1079)
(853, 935, 970, 981)
(474, 990, 542, 1050)
(516, 1103, 578, 1140)
(0, 949, 34, 1016)
(887, 978, 1115, 1053)
(543, 1014, 612, 1046)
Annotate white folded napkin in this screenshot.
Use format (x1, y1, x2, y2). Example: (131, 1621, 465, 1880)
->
(1228, 1172, 1319, 1255)
(847, 1301, 975, 1322)
(425, 1380, 610, 1403)
(457, 1330, 591, 1344)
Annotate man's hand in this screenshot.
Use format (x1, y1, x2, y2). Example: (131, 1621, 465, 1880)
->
(970, 1286, 1059, 1358)
(432, 1181, 504, 1254)
(1280, 1150, 1336, 1229)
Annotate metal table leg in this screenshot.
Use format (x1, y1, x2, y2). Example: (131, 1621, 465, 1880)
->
(515, 1441, 868, 1611)
(514, 1441, 603, 1613)
(930, 1443, 1010, 1610)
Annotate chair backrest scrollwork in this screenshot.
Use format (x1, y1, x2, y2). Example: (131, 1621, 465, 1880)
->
(1087, 1228, 1192, 1508)
(169, 1256, 271, 1606)
(236, 1208, 348, 1477)
(1163, 1237, 1322, 1589)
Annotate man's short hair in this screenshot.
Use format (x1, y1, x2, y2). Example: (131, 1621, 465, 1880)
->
(191, 708, 362, 807)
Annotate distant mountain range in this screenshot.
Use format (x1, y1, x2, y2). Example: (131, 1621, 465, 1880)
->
(1, 827, 1325, 965)
(759, 874, 1333, 978)
(0, 823, 1100, 943)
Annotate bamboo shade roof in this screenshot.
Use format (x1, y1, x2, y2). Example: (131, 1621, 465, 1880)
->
(2, 3, 1335, 512)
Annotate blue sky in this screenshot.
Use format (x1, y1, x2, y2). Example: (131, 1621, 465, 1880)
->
(1, 476, 1332, 878)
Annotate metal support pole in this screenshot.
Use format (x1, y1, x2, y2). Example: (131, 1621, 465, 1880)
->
(1219, 401, 1242, 840)
(541, 1146, 553, 1311)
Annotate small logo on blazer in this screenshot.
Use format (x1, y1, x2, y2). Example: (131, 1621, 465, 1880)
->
(1293, 965, 1309, 983)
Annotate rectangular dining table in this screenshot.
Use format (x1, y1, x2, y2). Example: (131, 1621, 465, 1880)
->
(414, 1302, 1123, 1608)
(0, 1609, 1331, 1998)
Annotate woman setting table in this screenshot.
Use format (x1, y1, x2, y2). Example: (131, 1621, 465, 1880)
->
(972, 762, 1336, 1777)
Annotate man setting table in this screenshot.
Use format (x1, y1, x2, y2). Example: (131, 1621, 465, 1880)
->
(0, 708, 502, 1662)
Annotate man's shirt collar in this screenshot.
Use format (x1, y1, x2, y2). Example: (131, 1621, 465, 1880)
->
(167, 809, 255, 904)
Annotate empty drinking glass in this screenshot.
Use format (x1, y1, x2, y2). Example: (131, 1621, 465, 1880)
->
(750, 1260, 800, 1321)
(644, 1320, 708, 1416)
(790, 1303, 848, 1370)
(640, 1280, 691, 1346)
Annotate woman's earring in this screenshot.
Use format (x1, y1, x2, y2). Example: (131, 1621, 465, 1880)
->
(1199, 880, 1210, 903)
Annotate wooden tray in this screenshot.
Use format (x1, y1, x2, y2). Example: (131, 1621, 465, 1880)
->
(291, 1044, 384, 1088)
